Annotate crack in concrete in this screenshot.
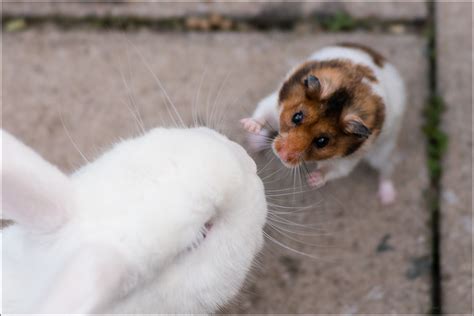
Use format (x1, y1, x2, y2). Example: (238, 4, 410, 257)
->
(2, 12, 426, 34)
(424, 1, 446, 314)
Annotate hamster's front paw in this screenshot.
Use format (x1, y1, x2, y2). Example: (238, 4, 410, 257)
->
(378, 179, 397, 205)
(240, 118, 263, 134)
(307, 170, 326, 188)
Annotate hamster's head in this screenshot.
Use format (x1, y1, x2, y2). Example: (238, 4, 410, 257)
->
(273, 60, 385, 166)
(72, 127, 267, 313)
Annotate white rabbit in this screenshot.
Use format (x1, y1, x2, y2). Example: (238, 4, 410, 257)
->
(1, 127, 267, 314)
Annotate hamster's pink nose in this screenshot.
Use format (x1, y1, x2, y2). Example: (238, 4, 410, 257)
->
(273, 136, 302, 165)
(277, 148, 301, 165)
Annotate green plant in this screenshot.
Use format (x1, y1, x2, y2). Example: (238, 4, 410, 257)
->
(423, 95, 448, 182)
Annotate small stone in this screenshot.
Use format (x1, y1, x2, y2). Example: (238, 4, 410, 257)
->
(209, 13, 223, 26)
(198, 19, 211, 31)
(389, 24, 406, 35)
(185, 16, 211, 31)
(366, 286, 384, 300)
(442, 190, 459, 205)
(294, 22, 313, 34)
(220, 19, 233, 31)
(185, 16, 202, 30)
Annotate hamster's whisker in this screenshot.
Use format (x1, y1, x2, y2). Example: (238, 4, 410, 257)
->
(263, 120, 278, 134)
(130, 41, 185, 128)
(296, 165, 303, 195)
(244, 129, 276, 141)
(259, 159, 283, 176)
(247, 146, 271, 156)
(292, 166, 300, 203)
(301, 161, 311, 178)
(260, 165, 285, 181)
(261, 167, 293, 185)
(245, 132, 275, 143)
(317, 187, 348, 212)
(263, 173, 294, 185)
(57, 105, 90, 163)
(264, 183, 307, 193)
(264, 146, 275, 157)
(257, 155, 276, 175)
(265, 189, 312, 197)
(265, 188, 308, 196)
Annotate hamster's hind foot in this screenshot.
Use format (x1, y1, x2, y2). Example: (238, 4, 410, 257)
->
(378, 179, 396, 205)
(307, 170, 326, 188)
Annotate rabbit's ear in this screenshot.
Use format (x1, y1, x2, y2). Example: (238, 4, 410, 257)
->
(36, 245, 130, 313)
(1, 130, 73, 232)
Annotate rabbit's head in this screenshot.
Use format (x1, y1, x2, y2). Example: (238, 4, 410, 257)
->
(1, 127, 267, 314)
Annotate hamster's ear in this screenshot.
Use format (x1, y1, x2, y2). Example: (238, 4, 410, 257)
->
(342, 114, 371, 139)
(304, 74, 341, 101)
(1, 130, 73, 232)
(36, 245, 130, 313)
(303, 75, 321, 99)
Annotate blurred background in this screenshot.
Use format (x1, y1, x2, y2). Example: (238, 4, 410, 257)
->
(2, 1, 471, 314)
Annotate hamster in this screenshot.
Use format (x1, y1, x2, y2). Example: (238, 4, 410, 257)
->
(1, 127, 267, 314)
(241, 43, 406, 204)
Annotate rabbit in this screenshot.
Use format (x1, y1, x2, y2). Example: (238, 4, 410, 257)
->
(1, 126, 268, 314)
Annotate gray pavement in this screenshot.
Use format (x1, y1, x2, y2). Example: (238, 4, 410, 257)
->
(3, 1, 427, 20)
(437, 2, 473, 314)
(3, 29, 430, 313)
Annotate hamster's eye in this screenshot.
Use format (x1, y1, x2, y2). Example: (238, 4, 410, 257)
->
(313, 136, 330, 148)
(292, 111, 304, 125)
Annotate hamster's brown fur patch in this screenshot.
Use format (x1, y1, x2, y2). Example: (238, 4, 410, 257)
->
(275, 58, 385, 163)
(337, 42, 386, 67)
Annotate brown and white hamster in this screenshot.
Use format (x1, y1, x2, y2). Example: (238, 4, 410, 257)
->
(241, 43, 406, 204)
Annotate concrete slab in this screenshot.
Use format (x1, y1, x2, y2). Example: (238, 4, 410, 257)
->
(2, 1, 427, 20)
(3, 29, 430, 313)
(436, 2, 473, 314)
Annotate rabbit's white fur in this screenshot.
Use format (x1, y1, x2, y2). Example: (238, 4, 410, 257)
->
(1, 127, 267, 314)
